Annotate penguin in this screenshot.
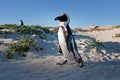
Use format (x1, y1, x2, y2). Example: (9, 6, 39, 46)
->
(19, 20, 24, 26)
(55, 13, 83, 67)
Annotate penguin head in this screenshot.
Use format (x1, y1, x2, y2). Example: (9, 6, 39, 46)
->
(19, 20, 23, 21)
(55, 13, 70, 26)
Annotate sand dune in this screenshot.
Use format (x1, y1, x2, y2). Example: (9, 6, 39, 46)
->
(0, 27, 120, 80)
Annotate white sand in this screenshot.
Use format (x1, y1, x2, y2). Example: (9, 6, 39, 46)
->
(0, 27, 120, 80)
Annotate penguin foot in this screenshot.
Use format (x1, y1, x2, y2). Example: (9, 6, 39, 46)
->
(76, 58, 83, 68)
(78, 62, 83, 68)
(56, 60, 67, 65)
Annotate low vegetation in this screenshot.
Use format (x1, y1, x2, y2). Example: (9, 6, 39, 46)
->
(0, 24, 52, 59)
(114, 33, 120, 37)
(0, 24, 17, 29)
(85, 39, 105, 49)
(114, 25, 120, 28)
(6, 36, 43, 59)
(0, 24, 52, 38)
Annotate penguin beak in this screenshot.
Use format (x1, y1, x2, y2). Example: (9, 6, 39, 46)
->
(54, 16, 59, 21)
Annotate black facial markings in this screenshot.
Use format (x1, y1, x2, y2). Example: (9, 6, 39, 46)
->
(55, 13, 68, 22)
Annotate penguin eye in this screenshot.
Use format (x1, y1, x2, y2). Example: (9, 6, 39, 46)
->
(57, 14, 67, 21)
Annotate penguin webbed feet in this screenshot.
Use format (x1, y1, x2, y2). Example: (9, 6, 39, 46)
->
(56, 60, 67, 65)
(75, 58, 83, 68)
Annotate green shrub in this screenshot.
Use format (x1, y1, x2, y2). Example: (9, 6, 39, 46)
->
(6, 51, 13, 59)
(6, 36, 43, 59)
(85, 39, 105, 49)
(0, 24, 52, 39)
(6, 43, 17, 59)
(1, 24, 52, 59)
(0, 24, 17, 29)
(15, 25, 46, 39)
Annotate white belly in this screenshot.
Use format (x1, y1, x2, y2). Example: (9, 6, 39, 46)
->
(58, 27, 75, 60)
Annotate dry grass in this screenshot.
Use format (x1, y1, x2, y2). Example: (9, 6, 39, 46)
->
(74, 25, 120, 32)
(114, 33, 120, 37)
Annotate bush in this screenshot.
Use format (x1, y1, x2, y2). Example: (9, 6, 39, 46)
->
(6, 36, 43, 59)
(85, 39, 105, 49)
(1, 24, 53, 59)
(0, 24, 52, 39)
(0, 24, 17, 29)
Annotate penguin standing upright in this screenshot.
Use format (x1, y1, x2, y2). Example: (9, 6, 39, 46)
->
(55, 13, 83, 67)
(19, 20, 24, 26)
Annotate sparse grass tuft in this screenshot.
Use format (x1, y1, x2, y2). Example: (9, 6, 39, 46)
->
(114, 25, 120, 28)
(1, 24, 53, 59)
(114, 33, 120, 37)
(85, 39, 105, 49)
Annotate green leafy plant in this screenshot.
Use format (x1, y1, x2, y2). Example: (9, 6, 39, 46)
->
(1, 24, 53, 59)
(85, 39, 105, 49)
(0, 24, 52, 39)
(6, 43, 17, 59)
(6, 36, 43, 59)
(15, 25, 48, 39)
(0, 24, 17, 29)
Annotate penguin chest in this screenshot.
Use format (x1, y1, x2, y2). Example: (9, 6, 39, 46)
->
(58, 26, 66, 44)
(57, 27, 77, 60)
(58, 27, 68, 56)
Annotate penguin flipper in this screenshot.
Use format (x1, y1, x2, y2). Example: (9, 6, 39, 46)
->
(67, 35, 83, 67)
(58, 45, 63, 54)
(67, 35, 78, 58)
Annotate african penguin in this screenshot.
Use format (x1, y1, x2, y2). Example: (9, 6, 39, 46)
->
(19, 20, 24, 26)
(55, 13, 83, 67)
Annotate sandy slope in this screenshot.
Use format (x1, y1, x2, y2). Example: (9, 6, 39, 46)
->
(77, 28, 120, 42)
(0, 28, 120, 80)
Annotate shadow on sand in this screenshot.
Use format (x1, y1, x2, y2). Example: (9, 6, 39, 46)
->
(74, 34, 120, 54)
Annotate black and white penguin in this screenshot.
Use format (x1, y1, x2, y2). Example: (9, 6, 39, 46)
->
(19, 20, 24, 26)
(55, 13, 83, 67)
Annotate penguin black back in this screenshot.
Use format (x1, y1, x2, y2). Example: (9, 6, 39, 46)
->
(19, 20, 24, 26)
